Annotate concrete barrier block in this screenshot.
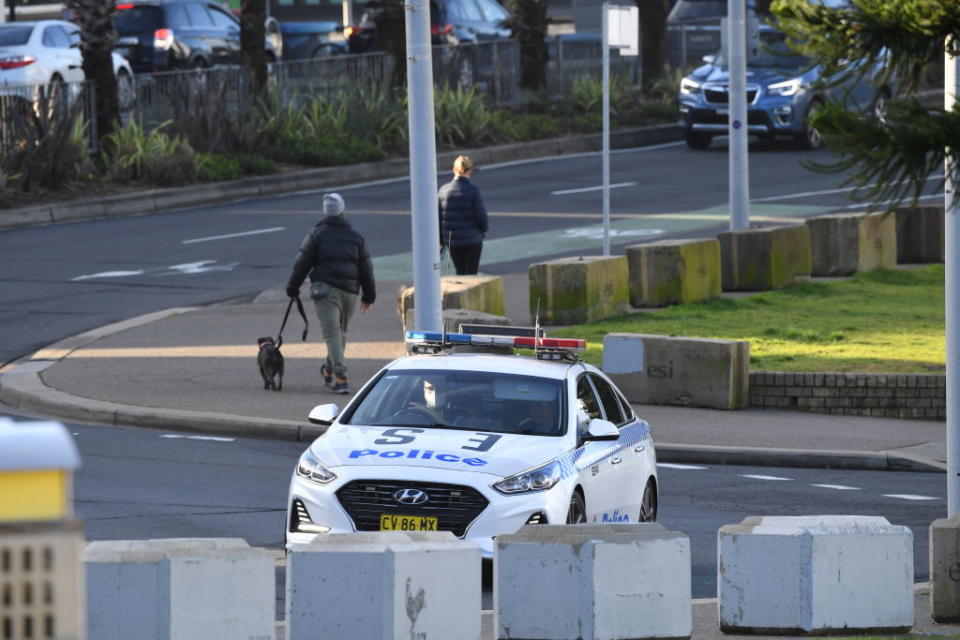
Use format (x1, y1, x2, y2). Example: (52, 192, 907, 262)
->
(626, 238, 721, 307)
(85, 538, 275, 640)
(603, 333, 749, 409)
(930, 516, 960, 622)
(718, 516, 913, 634)
(718, 225, 811, 291)
(286, 532, 481, 640)
(806, 211, 897, 276)
(400, 275, 505, 332)
(528, 256, 629, 325)
(496, 523, 691, 640)
(442, 309, 514, 354)
(896, 203, 945, 263)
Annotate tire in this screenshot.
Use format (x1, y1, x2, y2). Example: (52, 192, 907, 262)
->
(117, 70, 135, 115)
(565, 490, 586, 525)
(873, 88, 891, 122)
(456, 56, 475, 89)
(795, 100, 823, 150)
(684, 131, 712, 150)
(639, 479, 657, 523)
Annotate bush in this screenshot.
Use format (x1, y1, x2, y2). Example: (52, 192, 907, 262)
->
(270, 131, 385, 166)
(434, 86, 492, 147)
(197, 153, 242, 182)
(104, 118, 197, 186)
(237, 154, 277, 175)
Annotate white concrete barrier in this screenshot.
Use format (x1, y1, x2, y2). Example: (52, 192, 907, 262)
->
(286, 532, 481, 640)
(930, 516, 960, 622)
(718, 516, 913, 635)
(496, 523, 691, 640)
(85, 538, 275, 640)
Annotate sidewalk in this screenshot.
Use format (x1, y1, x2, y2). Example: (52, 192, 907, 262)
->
(0, 269, 947, 473)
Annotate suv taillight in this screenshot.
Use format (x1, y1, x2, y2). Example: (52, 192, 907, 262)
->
(0, 55, 36, 70)
(153, 28, 174, 50)
(430, 22, 452, 36)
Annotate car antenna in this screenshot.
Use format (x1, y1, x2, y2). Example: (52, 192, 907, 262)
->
(534, 298, 541, 358)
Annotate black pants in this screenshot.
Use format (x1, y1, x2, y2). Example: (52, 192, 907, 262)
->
(450, 243, 483, 275)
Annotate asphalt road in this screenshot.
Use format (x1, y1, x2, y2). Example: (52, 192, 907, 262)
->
(22, 414, 938, 600)
(0, 141, 943, 367)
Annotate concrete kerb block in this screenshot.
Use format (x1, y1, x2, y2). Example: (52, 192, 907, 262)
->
(496, 523, 692, 640)
(895, 203, 945, 264)
(625, 238, 721, 307)
(718, 515, 914, 635)
(529, 255, 629, 325)
(806, 211, 897, 276)
(718, 225, 811, 291)
(286, 532, 481, 640)
(603, 333, 749, 409)
(400, 275, 506, 333)
(930, 515, 960, 622)
(85, 538, 275, 640)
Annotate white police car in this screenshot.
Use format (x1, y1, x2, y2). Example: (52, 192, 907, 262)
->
(285, 327, 658, 557)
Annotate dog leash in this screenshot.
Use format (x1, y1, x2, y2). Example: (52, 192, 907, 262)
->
(277, 296, 309, 349)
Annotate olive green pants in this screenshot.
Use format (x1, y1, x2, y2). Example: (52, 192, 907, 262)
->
(312, 285, 357, 380)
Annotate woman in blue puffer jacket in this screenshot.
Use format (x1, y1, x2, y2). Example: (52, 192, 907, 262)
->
(438, 155, 488, 275)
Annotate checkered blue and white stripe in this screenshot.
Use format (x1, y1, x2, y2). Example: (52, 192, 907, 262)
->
(554, 420, 652, 480)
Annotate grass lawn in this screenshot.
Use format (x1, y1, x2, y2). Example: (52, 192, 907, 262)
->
(552, 265, 945, 374)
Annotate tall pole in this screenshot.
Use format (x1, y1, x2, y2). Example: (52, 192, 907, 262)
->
(727, 0, 749, 230)
(406, 0, 442, 332)
(946, 46, 959, 517)
(601, 2, 611, 256)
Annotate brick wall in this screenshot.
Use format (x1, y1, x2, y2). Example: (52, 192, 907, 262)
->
(749, 372, 946, 420)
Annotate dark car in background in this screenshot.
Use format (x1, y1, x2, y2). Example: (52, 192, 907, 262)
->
(345, 0, 510, 54)
(113, 0, 281, 72)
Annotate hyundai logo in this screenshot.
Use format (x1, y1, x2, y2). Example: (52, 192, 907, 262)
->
(393, 489, 429, 505)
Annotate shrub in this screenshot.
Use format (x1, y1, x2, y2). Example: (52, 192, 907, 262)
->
(104, 118, 197, 186)
(197, 153, 243, 182)
(434, 86, 493, 147)
(270, 131, 385, 166)
(237, 154, 277, 175)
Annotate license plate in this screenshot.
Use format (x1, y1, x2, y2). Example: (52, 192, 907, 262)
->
(717, 107, 729, 116)
(379, 514, 438, 531)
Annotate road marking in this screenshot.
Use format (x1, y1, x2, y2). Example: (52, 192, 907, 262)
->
(552, 182, 637, 196)
(740, 474, 792, 481)
(561, 227, 663, 240)
(811, 484, 861, 491)
(71, 260, 237, 281)
(182, 227, 285, 244)
(842, 193, 945, 209)
(752, 174, 944, 203)
(657, 463, 708, 470)
(160, 434, 235, 442)
(72, 270, 145, 281)
(882, 494, 940, 501)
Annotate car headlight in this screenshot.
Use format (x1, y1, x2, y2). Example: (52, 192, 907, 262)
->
(296, 449, 337, 485)
(680, 77, 701, 95)
(767, 78, 803, 96)
(493, 460, 563, 495)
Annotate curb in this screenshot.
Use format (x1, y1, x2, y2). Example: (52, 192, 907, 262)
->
(0, 124, 682, 231)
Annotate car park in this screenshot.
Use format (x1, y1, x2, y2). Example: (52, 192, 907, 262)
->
(113, 0, 281, 72)
(677, 24, 890, 150)
(285, 327, 659, 558)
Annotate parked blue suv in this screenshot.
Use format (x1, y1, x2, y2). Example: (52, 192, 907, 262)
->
(677, 26, 889, 150)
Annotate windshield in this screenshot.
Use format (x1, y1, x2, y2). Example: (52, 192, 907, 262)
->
(0, 26, 33, 46)
(115, 5, 163, 33)
(345, 369, 565, 436)
(714, 29, 811, 70)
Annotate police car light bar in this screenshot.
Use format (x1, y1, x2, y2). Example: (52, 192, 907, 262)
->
(405, 331, 586, 353)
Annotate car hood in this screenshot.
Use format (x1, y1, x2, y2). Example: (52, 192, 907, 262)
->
(311, 424, 571, 478)
(693, 64, 814, 86)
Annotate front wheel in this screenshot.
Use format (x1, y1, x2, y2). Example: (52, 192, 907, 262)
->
(639, 479, 657, 523)
(795, 101, 823, 150)
(684, 131, 712, 150)
(566, 491, 586, 524)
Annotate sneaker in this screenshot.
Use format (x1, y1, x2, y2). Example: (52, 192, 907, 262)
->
(321, 364, 333, 388)
(331, 378, 350, 395)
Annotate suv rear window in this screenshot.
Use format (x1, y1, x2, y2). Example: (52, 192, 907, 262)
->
(0, 26, 33, 45)
(115, 5, 163, 33)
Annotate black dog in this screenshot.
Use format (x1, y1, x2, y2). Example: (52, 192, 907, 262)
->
(257, 337, 284, 391)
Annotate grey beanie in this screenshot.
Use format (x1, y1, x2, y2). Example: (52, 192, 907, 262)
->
(323, 192, 345, 216)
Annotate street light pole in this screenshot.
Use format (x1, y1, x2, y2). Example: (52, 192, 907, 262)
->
(405, 0, 442, 333)
(601, 1, 610, 257)
(727, 0, 749, 230)
(946, 47, 959, 518)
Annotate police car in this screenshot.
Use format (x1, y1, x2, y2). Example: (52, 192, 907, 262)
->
(285, 327, 658, 557)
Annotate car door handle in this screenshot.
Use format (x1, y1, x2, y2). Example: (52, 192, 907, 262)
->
(610, 457, 622, 465)
(634, 445, 645, 453)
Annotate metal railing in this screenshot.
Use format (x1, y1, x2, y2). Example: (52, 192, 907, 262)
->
(547, 35, 640, 96)
(1, 80, 97, 160)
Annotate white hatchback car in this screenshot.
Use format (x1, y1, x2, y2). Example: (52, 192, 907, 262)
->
(286, 328, 659, 558)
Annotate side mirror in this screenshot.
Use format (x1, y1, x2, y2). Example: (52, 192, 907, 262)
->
(702, 54, 716, 64)
(584, 418, 619, 441)
(308, 403, 340, 425)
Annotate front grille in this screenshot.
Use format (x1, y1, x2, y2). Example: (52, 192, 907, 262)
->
(704, 87, 758, 104)
(691, 108, 772, 126)
(336, 480, 489, 537)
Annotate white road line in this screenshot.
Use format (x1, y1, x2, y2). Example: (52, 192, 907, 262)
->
(182, 227, 286, 244)
(160, 434, 235, 442)
(739, 474, 792, 481)
(882, 494, 940, 501)
(657, 463, 708, 470)
(811, 483, 861, 491)
(842, 193, 945, 209)
(71, 269, 145, 281)
(752, 174, 944, 203)
(552, 182, 637, 196)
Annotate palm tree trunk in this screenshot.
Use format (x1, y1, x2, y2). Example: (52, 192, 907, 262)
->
(69, 0, 119, 150)
(241, 0, 267, 98)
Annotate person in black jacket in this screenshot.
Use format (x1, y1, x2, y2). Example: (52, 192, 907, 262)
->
(286, 193, 376, 395)
(438, 155, 488, 275)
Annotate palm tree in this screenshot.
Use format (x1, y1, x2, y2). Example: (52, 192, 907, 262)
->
(68, 0, 120, 149)
(505, 0, 548, 91)
(240, 0, 267, 98)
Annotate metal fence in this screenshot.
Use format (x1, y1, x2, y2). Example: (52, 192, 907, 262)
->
(667, 23, 722, 69)
(1, 80, 97, 160)
(546, 36, 640, 96)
